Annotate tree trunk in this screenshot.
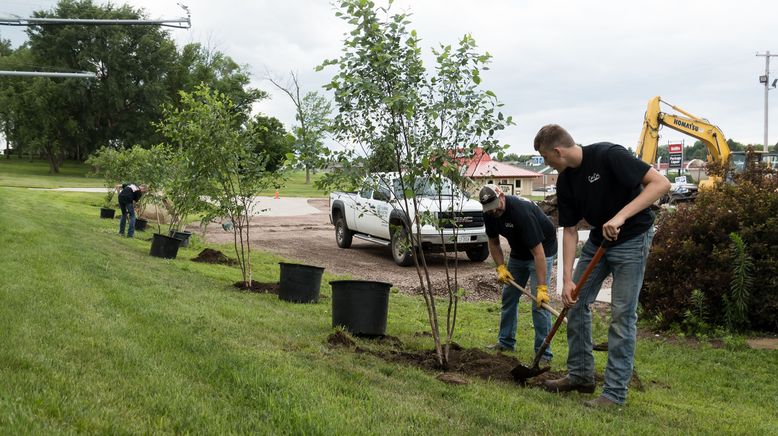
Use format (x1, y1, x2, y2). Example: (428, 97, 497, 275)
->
(45, 146, 61, 174)
(305, 166, 311, 184)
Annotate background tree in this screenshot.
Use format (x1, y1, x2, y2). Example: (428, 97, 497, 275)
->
(267, 72, 332, 183)
(167, 42, 265, 121)
(246, 115, 294, 173)
(0, 0, 263, 172)
(25, 0, 177, 162)
(500, 153, 533, 163)
(157, 85, 281, 287)
(0, 37, 13, 159)
(320, 0, 511, 366)
(685, 139, 749, 161)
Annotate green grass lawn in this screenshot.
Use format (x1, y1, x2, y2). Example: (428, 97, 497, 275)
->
(0, 169, 776, 433)
(258, 170, 328, 198)
(0, 159, 100, 188)
(0, 158, 327, 197)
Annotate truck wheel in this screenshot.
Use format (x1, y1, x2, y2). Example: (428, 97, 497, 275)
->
(466, 244, 489, 262)
(335, 217, 353, 248)
(391, 226, 414, 267)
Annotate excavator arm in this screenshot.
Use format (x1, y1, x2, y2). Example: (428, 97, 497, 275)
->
(636, 96, 730, 165)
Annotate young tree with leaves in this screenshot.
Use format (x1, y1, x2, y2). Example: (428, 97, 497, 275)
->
(320, 0, 512, 366)
(156, 85, 281, 287)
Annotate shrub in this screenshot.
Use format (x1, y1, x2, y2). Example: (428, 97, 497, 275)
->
(641, 152, 778, 332)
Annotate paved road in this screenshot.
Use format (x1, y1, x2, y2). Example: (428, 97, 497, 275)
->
(36, 188, 323, 217)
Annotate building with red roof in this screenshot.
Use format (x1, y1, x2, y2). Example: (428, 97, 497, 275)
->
(464, 149, 543, 196)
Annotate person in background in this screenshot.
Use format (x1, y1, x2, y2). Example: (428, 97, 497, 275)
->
(479, 184, 557, 365)
(115, 183, 147, 238)
(533, 124, 670, 408)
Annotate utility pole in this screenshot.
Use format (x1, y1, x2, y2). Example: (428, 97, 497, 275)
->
(757, 51, 778, 152)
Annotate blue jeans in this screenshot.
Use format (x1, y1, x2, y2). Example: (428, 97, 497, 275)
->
(566, 227, 655, 404)
(498, 255, 555, 360)
(119, 200, 136, 237)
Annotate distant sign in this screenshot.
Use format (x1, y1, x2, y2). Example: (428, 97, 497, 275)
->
(668, 143, 683, 153)
(675, 176, 687, 184)
(499, 184, 514, 195)
(668, 142, 683, 169)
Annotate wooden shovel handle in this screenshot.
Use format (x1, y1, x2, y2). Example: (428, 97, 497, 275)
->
(506, 278, 566, 323)
(530, 243, 609, 368)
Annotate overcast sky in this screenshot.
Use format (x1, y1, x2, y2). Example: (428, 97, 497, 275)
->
(2, 0, 777, 155)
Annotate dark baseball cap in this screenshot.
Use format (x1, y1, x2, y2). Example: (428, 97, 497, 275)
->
(479, 184, 501, 212)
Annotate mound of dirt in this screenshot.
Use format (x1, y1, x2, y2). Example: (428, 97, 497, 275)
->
(327, 331, 356, 347)
(378, 345, 567, 386)
(233, 281, 279, 294)
(192, 248, 237, 265)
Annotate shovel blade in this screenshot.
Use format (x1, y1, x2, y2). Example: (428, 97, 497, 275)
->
(511, 363, 549, 382)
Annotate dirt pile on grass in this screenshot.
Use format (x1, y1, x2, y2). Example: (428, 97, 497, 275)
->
(192, 248, 237, 266)
(334, 335, 646, 390)
(336, 336, 564, 386)
(232, 281, 279, 294)
(327, 331, 356, 347)
(379, 344, 566, 386)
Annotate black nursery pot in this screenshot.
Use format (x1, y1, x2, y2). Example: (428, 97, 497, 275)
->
(331, 280, 391, 336)
(149, 233, 182, 259)
(169, 230, 192, 248)
(278, 262, 325, 303)
(100, 207, 115, 219)
(134, 218, 148, 232)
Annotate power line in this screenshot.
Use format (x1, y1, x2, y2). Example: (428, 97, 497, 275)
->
(0, 70, 95, 78)
(0, 4, 191, 79)
(0, 16, 191, 29)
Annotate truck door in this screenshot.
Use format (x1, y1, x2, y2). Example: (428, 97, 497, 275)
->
(353, 185, 375, 234)
(363, 181, 392, 239)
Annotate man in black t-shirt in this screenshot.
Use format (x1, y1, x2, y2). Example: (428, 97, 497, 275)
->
(533, 124, 670, 408)
(479, 184, 557, 363)
(115, 183, 147, 238)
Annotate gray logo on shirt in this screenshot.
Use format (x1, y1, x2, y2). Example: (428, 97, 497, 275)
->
(588, 173, 601, 183)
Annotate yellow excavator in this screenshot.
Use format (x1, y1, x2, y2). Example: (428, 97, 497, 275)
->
(636, 96, 777, 190)
(636, 96, 729, 189)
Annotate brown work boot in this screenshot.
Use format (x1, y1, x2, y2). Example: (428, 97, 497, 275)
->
(542, 376, 595, 394)
(584, 395, 621, 409)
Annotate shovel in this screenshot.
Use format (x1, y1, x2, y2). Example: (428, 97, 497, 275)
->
(505, 278, 566, 324)
(511, 242, 609, 382)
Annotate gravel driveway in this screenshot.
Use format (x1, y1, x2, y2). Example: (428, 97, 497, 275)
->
(202, 198, 525, 301)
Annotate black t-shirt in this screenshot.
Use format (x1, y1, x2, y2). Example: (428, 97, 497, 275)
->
(484, 196, 557, 260)
(557, 142, 654, 246)
(118, 184, 143, 203)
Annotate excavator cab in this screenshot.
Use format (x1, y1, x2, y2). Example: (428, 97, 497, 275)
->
(731, 151, 778, 171)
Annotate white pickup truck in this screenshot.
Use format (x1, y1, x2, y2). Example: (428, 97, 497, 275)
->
(329, 173, 490, 266)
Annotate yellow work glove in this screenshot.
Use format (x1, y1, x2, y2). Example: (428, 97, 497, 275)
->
(496, 264, 514, 284)
(536, 284, 550, 309)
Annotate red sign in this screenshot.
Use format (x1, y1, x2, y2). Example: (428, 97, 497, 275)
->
(668, 143, 683, 153)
